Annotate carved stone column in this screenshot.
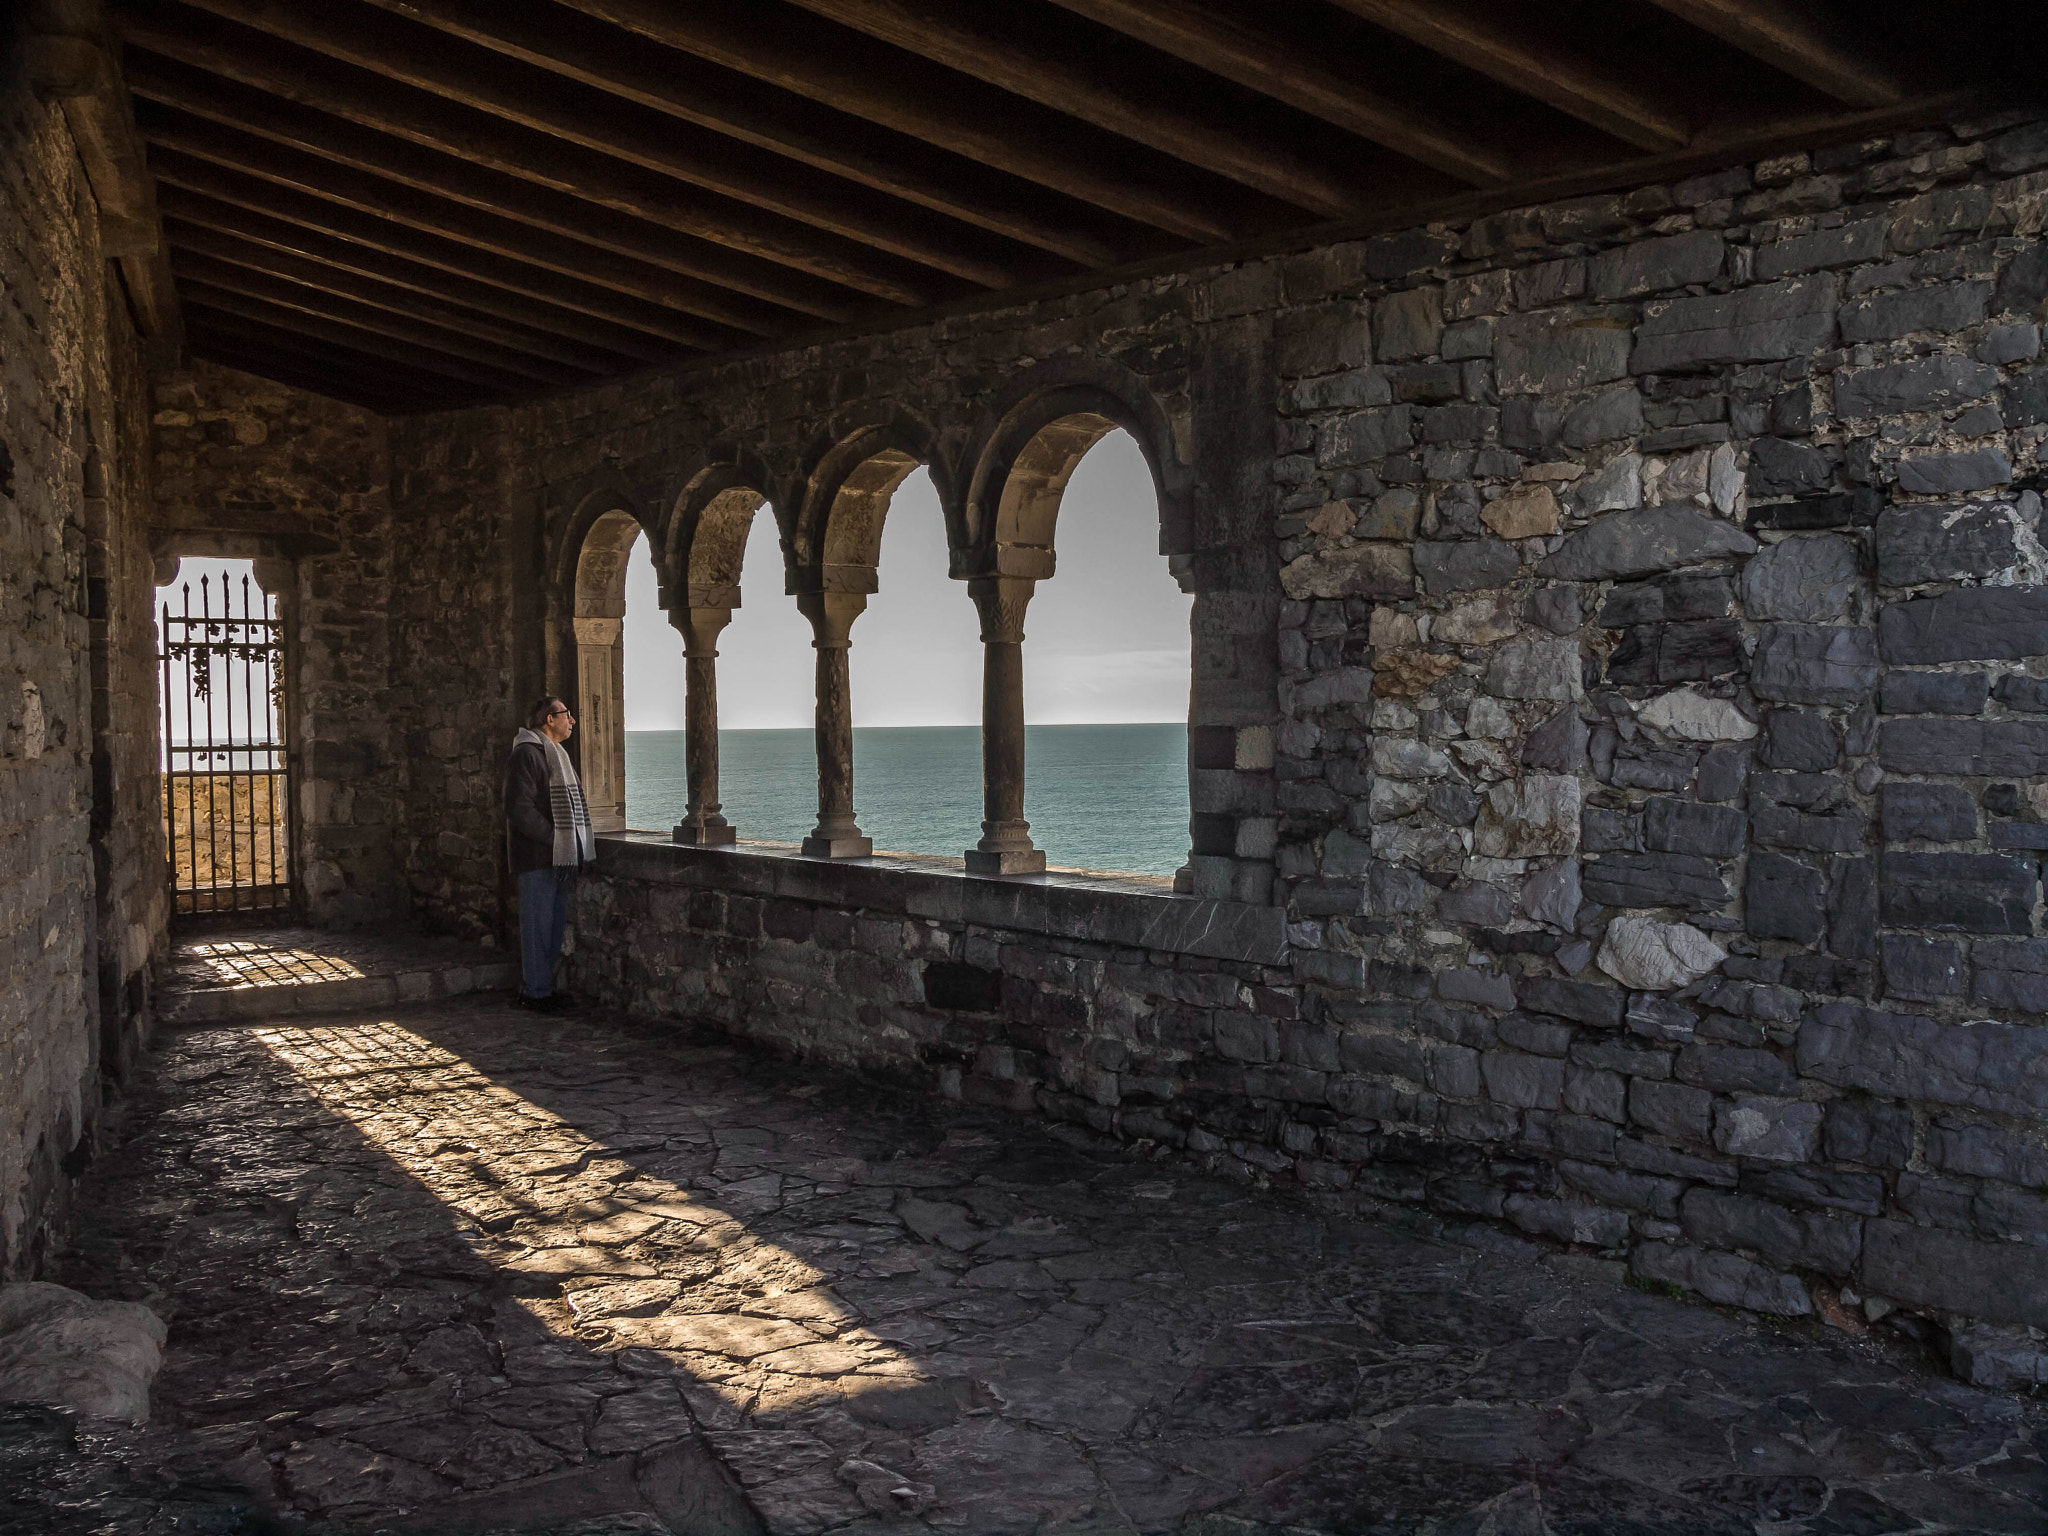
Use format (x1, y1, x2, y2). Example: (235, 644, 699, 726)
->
(572, 615, 626, 832)
(796, 590, 872, 858)
(966, 575, 1045, 874)
(671, 606, 735, 846)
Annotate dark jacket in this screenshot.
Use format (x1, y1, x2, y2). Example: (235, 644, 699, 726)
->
(506, 740, 557, 874)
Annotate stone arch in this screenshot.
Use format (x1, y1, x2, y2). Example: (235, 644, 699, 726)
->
(794, 410, 952, 590)
(664, 449, 778, 610)
(558, 480, 655, 834)
(961, 367, 1193, 583)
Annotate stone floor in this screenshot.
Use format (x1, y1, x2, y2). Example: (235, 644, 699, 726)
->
(25, 989, 2048, 1534)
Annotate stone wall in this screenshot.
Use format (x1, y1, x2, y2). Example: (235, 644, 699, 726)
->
(0, 29, 165, 1277)
(149, 360, 404, 926)
(410, 108, 2048, 1347)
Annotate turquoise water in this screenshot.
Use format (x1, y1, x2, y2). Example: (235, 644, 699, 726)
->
(625, 723, 1189, 876)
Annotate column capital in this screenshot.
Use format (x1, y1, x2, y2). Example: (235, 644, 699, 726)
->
(967, 575, 1036, 645)
(572, 616, 622, 647)
(669, 605, 732, 658)
(795, 589, 867, 649)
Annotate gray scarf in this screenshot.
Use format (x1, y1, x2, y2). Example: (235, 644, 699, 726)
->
(514, 727, 596, 865)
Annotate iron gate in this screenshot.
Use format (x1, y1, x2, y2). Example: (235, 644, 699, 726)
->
(159, 568, 290, 917)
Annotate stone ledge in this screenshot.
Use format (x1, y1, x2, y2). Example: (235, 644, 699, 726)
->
(594, 835, 1290, 966)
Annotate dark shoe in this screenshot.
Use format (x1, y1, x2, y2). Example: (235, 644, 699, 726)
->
(515, 992, 554, 1012)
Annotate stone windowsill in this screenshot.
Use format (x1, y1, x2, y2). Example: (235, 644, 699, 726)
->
(594, 833, 1289, 966)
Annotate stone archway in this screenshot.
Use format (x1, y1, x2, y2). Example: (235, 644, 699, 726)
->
(570, 508, 641, 833)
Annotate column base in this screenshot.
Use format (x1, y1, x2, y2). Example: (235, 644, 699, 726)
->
(965, 848, 1046, 875)
(672, 822, 737, 846)
(801, 834, 873, 859)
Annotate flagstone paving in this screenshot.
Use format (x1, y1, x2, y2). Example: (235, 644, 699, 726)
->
(26, 993, 2048, 1534)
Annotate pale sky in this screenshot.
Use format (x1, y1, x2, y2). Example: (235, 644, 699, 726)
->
(622, 430, 1192, 730)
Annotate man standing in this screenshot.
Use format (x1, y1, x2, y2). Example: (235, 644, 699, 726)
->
(506, 696, 596, 1011)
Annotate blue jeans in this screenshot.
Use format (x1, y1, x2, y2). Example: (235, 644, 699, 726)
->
(518, 866, 575, 998)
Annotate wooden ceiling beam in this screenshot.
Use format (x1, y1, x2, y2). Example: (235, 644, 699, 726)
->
(169, 0, 1040, 291)
(1044, 0, 1513, 181)
(157, 186, 678, 363)
(554, 0, 1240, 244)
(155, 185, 679, 362)
(126, 70, 853, 328)
(363, 0, 1130, 269)
(1645, 0, 1903, 107)
(170, 252, 576, 383)
(164, 223, 631, 375)
(1321, 0, 1692, 152)
(185, 320, 457, 412)
(116, 3, 938, 308)
(177, 280, 543, 392)
(150, 163, 729, 354)
(782, 0, 1375, 214)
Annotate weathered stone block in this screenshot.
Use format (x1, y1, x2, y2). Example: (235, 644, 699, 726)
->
(1833, 354, 1999, 418)
(1746, 437, 1832, 498)
(1862, 1219, 2048, 1329)
(1750, 624, 1879, 705)
(1879, 716, 2048, 775)
(1879, 670, 1987, 715)
(1642, 797, 1746, 858)
(1675, 1044, 1796, 1095)
(1505, 1194, 1628, 1247)
(1539, 506, 1757, 582)
(1739, 534, 1858, 622)
(1632, 275, 1839, 373)
(1598, 915, 1726, 990)
(1374, 286, 1443, 362)
(1632, 1241, 1811, 1315)
(1879, 782, 1976, 842)
(1318, 406, 1416, 466)
(1838, 279, 1993, 342)
(1800, 1003, 2048, 1118)
(1473, 775, 1581, 858)
(1483, 639, 1579, 700)
(1519, 976, 1624, 1029)
(1740, 1163, 1885, 1217)
(1713, 1096, 1821, 1163)
(1745, 850, 1826, 943)
(1681, 1189, 1861, 1272)
(1753, 220, 1887, 279)
(1628, 1078, 1712, 1142)
(1758, 709, 1839, 771)
(1589, 230, 1725, 300)
(1972, 937, 2048, 1013)
(1880, 851, 2037, 933)
(1561, 386, 1643, 447)
(1494, 306, 1634, 395)
(1481, 1049, 1565, 1110)
(1279, 542, 1414, 600)
(1414, 538, 1520, 594)
(1896, 447, 2012, 496)
(1752, 802, 1865, 852)
(1583, 851, 1728, 912)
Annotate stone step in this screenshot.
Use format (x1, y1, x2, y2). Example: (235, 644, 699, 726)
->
(160, 928, 515, 1025)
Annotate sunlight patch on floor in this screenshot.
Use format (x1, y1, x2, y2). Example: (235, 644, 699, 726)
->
(189, 939, 367, 988)
(252, 1020, 920, 1419)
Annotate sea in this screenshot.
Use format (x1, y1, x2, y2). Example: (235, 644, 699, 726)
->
(625, 722, 1189, 876)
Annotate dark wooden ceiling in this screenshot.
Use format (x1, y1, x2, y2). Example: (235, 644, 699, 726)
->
(104, 0, 2037, 413)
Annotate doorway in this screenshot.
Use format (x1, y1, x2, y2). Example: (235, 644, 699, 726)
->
(158, 561, 291, 917)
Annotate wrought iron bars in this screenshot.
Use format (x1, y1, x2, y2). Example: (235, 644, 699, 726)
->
(160, 568, 289, 916)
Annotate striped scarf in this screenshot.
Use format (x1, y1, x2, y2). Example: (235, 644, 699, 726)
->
(514, 727, 596, 865)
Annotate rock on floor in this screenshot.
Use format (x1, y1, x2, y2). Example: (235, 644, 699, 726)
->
(0, 1282, 167, 1422)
